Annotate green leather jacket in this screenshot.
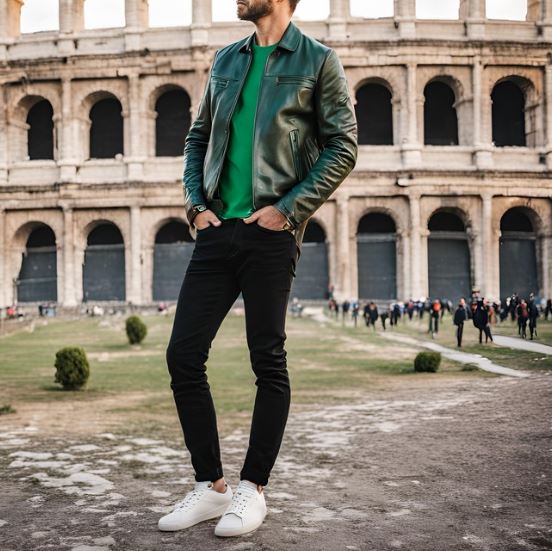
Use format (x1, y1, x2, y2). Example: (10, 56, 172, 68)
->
(182, 20, 358, 257)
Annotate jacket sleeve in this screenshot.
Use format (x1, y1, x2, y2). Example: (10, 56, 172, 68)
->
(182, 50, 219, 227)
(273, 48, 358, 228)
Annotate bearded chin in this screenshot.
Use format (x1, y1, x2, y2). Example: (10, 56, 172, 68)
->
(238, 0, 274, 21)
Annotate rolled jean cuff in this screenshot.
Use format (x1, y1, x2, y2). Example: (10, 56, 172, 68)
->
(240, 469, 269, 487)
(195, 467, 224, 483)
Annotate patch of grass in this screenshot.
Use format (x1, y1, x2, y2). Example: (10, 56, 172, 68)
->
(0, 404, 16, 415)
(0, 311, 489, 436)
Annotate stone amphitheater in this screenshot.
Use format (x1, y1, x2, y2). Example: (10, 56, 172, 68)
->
(0, 0, 551, 309)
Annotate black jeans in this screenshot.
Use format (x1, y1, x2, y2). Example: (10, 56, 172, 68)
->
(165, 217, 299, 487)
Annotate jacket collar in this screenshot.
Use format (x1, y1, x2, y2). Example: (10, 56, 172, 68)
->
(239, 20, 301, 54)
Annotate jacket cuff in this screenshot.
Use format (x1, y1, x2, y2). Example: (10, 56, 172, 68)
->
(272, 201, 297, 229)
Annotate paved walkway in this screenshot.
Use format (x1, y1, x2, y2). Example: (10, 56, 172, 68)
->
(379, 333, 531, 378)
(493, 335, 552, 356)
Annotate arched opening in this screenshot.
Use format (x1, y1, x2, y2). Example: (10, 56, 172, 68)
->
(290, 220, 329, 300)
(84, 0, 125, 28)
(416, 0, 460, 19)
(155, 89, 192, 157)
(428, 211, 471, 302)
(27, 99, 54, 160)
(357, 213, 397, 300)
(355, 83, 393, 145)
(486, 0, 528, 21)
(153, 220, 194, 301)
(83, 223, 125, 301)
(89, 98, 124, 159)
(424, 81, 458, 145)
(499, 207, 539, 299)
(148, 0, 190, 26)
(16, 225, 57, 302)
(491, 81, 526, 146)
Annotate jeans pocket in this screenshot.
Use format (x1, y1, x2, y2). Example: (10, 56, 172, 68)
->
(254, 222, 287, 234)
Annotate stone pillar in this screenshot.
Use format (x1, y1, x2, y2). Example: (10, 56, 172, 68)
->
(125, 0, 149, 51)
(409, 194, 422, 299)
(541, 0, 552, 40)
(394, 0, 416, 39)
(336, 197, 352, 300)
(545, 63, 552, 169)
(480, 194, 494, 297)
(459, 0, 486, 39)
(542, 232, 552, 299)
(62, 206, 77, 307)
(0, 0, 23, 60)
(473, 56, 493, 168)
(328, 0, 350, 40)
(402, 62, 421, 167)
(191, 0, 212, 46)
(0, 0, 23, 38)
(0, 85, 7, 184)
(130, 206, 142, 305)
(126, 73, 144, 179)
(0, 208, 5, 309)
(58, 0, 85, 55)
(59, 77, 78, 181)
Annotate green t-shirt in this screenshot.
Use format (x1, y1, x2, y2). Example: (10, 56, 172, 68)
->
(218, 38, 278, 219)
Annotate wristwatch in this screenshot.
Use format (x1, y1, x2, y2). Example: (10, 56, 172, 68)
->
(191, 203, 207, 226)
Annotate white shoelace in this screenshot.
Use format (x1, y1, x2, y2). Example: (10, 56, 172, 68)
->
(225, 483, 258, 517)
(174, 483, 211, 512)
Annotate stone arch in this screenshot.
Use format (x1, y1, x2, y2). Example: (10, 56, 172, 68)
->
(423, 78, 459, 145)
(356, 209, 399, 300)
(427, 207, 472, 301)
(417, 68, 471, 145)
(354, 77, 394, 145)
(499, 205, 542, 299)
(488, 73, 542, 147)
(152, 217, 194, 301)
(291, 217, 330, 300)
(152, 85, 192, 157)
(76, 87, 127, 161)
(15, 223, 58, 302)
(82, 220, 126, 302)
(9, 92, 59, 162)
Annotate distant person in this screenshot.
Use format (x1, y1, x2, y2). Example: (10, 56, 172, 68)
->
(473, 298, 493, 344)
(516, 299, 529, 339)
(527, 293, 539, 340)
(453, 298, 468, 347)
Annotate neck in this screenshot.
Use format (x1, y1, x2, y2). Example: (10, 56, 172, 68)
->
(254, 15, 291, 46)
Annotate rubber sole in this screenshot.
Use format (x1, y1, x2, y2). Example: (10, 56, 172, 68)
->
(158, 503, 231, 531)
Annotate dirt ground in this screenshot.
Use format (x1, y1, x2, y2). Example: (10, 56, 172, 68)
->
(1, 371, 551, 551)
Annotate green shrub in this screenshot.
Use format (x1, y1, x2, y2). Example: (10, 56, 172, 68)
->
(414, 351, 441, 373)
(54, 347, 90, 390)
(125, 315, 147, 345)
(0, 404, 16, 415)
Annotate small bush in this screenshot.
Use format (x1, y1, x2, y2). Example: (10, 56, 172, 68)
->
(54, 347, 90, 390)
(125, 315, 147, 345)
(414, 351, 441, 373)
(0, 404, 16, 415)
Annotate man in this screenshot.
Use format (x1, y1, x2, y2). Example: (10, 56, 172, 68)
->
(527, 292, 539, 340)
(453, 297, 468, 347)
(162, 0, 358, 539)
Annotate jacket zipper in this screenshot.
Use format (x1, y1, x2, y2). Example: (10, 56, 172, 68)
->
(290, 128, 303, 181)
(212, 53, 252, 198)
(251, 48, 276, 210)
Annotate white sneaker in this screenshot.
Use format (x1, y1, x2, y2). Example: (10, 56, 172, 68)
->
(214, 480, 267, 537)
(158, 481, 233, 531)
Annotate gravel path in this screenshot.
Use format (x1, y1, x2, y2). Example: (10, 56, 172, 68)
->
(1, 372, 551, 551)
(493, 335, 552, 356)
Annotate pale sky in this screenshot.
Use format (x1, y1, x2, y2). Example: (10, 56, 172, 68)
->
(20, 0, 527, 33)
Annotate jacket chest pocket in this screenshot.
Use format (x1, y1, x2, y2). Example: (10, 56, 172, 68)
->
(211, 75, 235, 90)
(277, 75, 316, 89)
